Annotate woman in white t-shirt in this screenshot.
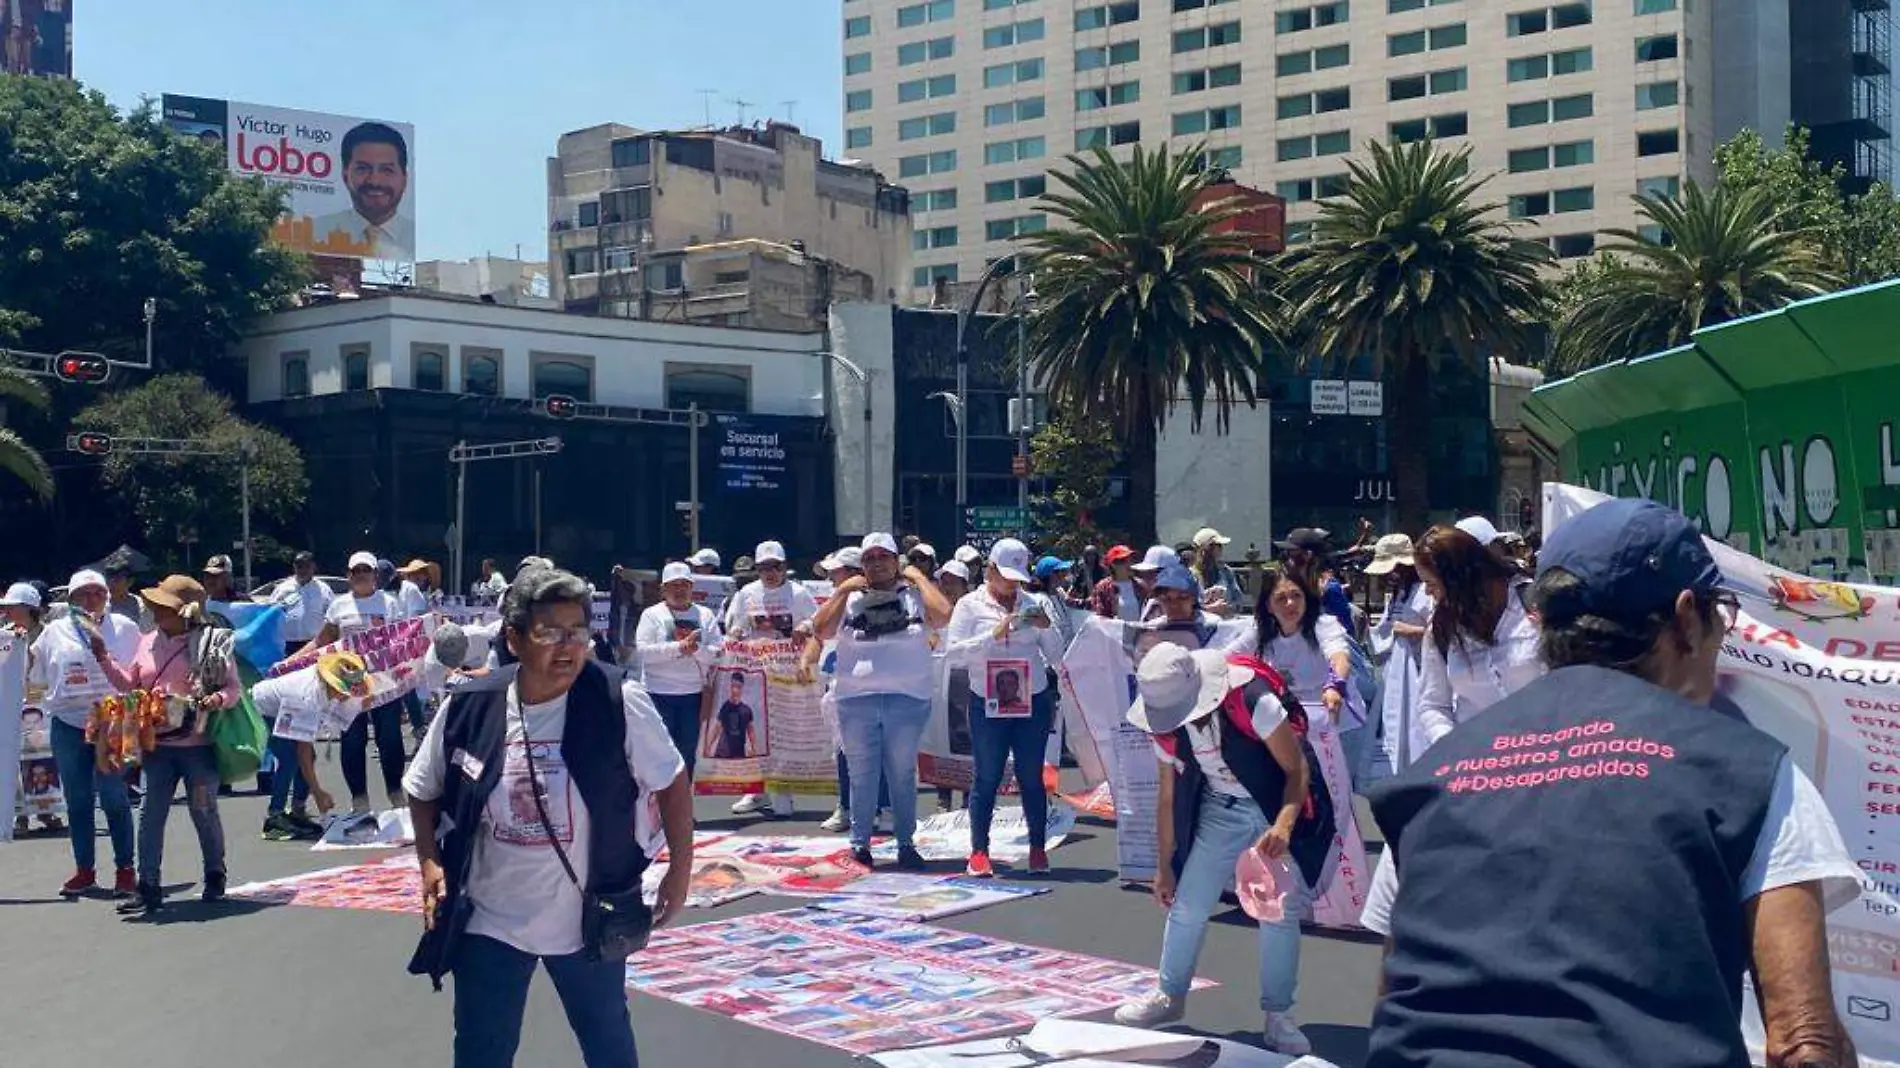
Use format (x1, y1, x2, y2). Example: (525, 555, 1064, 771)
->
(813, 532, 953, 869)
(635, 562, 721, 780)
(298, 551, 408, 814)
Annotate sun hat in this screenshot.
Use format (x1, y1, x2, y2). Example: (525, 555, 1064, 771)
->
(316, 650, 370, 698)
(1192, 527, 1232, 549)
(139, 575, 207, 613)
(67, 569, 109, 596)
(690, 548, 721, 568)
(661, 562, 693, 584)
(1236, 848, 1295, 922)
(1033, 555, 1074, 581)
(398, 558, 442, 589)
(1104, 544, 1136, 564)
(1, 582, 43, 608)
(1131, 545, 1180, 574)
(1455, 516, 1503, 546)
(987, 538, 1033, 584)
(346, 551, 378, 572)
(833, 546, 864, 570)
(755, 540, 788, 564)
(860, 532, 901, 558)
(1127, 645, 1252, 735)
(936, 560, 971, 583)
(1362, 534, 1418, 577)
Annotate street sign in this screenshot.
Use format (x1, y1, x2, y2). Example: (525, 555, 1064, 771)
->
(1348, 380, 1384, 417)
(965, 505, 1028, 532)
(1309, 380, 1348, 415)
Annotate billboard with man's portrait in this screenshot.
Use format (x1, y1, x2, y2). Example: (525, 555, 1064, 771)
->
(160, 94, 416, 263)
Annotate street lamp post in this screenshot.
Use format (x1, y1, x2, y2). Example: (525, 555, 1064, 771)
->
(1015, 275, 1035, 512)
(954, 256, 1024, 546)
(928, 391, 965, 544)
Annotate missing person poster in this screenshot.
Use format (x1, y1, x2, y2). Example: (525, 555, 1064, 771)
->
(1546, 484, 1900, 1064)
(266, 617, 429, 721)
(160, 95, 416, 263)
(698, 637, 835, 796)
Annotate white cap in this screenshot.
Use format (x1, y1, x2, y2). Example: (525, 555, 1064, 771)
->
(935, 560, 970, 583)
(911, 543, 937, 559)
(861, 532, 900, 557)
(754, 540, 787, 564)
(1455, 516, 1502, 546)
(67, 569, 108, 595)
(1, 582, 42, 608)
(690, 548, 721, 568)
(1192, 527, 1231, 548)
(954, 545, 982, 566)
(987, 538, 1033, 584)
(661, 562, 693, 584)
(1131, 545, 1180, 574)
(833, 546, 864, 570)
(347, 551, 378, 571)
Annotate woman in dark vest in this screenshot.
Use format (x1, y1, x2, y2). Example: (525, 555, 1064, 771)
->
(403, 567, 696, 1068)
(1113, 642, 1324, 1056)
(1365, 498, 1861, 1068)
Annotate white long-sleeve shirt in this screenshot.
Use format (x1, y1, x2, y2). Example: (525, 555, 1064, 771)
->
(943, 587, 1068, 697)
(635, 601, 722, 696)
(270, 577, 335, 642)
(721, 579, 819, 638)
(1415, 581, 1545, 756)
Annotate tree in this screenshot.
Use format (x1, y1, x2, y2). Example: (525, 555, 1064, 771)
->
(0, 362, 53, 498)
(1550, 181, 1840, 373)
(0, 77, 307, 390)
(1029, 406, 1124, 557)
(74, 375, 307, 573)
(1016, 144, 1278, 545)
(1714, 126, 1900, 286)
(1279, 139, 1553, 535)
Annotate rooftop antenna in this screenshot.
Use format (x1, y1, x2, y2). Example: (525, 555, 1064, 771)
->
(780, 100, 798, 124)
(695, 88, 719, 128)
(728, 96, 753, 126)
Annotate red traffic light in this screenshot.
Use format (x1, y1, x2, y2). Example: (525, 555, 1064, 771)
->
(67, 432, 113, 456)
(54, 351, 110, 385)
(543, 394, 578, 420)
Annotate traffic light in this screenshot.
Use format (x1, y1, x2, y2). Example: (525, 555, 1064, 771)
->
(67, 431, 113, 456)
(54, 351, 110, 385)
(543, 394, 578, 420)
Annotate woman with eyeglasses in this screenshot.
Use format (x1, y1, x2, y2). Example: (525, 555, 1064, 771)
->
(296, 550, 409, 816)
(405, 567, 694, 1068)
(1411, 525, 1546, 761)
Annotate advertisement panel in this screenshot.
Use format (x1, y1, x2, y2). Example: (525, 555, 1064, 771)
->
(1, 0, 71, 78)
(160, 94, 415, 263)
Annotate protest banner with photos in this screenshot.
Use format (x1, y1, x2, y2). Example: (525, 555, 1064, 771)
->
(920, 655, 981, 791)
(227, 855, 418, 914)
(1546, 483, 1900, 1064)
(871, 1019, 1320, 1068)
(870, 802, 1077, 865)
(813, 875, 1047, 921)
(625, 907, 1212, 1056)
(698, 636, 836, 797)
(265, 617, 430, 726)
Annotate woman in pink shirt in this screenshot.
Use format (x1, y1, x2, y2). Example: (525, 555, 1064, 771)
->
(92, 574, 241, 916)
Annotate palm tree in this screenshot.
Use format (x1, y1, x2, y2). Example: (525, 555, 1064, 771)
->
(1550, 180, 1841, 373)
(0, 363, 53, 498)
(1280, 139, 1552, 535)
(1015, 144, 1278, 544)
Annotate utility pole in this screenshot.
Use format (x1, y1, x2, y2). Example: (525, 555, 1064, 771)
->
(1015, 275, 1034, 512)
(449, 437, 565, 594)
(66, 433, 253, 587)
(688, 403, 701, 548)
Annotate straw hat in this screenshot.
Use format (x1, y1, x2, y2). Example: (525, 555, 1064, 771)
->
(317, 651, 371, 698)
(139, 575, 207, 614)
(397, 558, 443, 589)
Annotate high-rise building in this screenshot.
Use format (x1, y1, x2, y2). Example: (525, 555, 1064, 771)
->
(547, 121, 912, 329)
(843, 0, 1729, 296)
(2, 0, 73, 78)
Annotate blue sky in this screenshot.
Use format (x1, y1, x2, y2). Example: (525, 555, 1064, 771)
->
(77, 0, 843, 263)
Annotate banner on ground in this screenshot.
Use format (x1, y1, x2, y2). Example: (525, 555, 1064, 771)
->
(870, 802, 1077, 865)
(813, 875, 1047, 921)
(697, 636, 836, 797)
(625, 907, 1212, 1056)
(645, 835, 871, 906)
(265, 617, 430, 724)
(228, 856, 418, 913)
(1546, 483, 1900, 1064)
(871, 1019, 1322, 1068)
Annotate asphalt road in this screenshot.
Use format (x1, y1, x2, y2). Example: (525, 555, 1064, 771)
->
(0, 777, 1383, 1068)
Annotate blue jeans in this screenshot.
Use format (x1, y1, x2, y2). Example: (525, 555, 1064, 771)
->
(50, 717, 134, 872)
(968, 688, 1054, 853)
(451, 933, 638, 1068)
(650, 692, 703, 779)
(137, 744, 225, 885)
(836, 693, 930, 850)
(836, 748, 889, 811)
(266, 731, 311, 814)
(1158, 789, 1308, 1013)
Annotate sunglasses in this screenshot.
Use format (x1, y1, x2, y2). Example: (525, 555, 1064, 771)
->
(1707, 590, 1742, 633)
(523, 623, 593, 647)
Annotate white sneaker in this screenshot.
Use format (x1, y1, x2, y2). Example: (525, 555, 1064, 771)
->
(820, 808, 851, 833)
(1263, 1013, 1311, 1056)
(770, 792, 796, 817)
(731, 794, 770, 815)
(1113, 990, 1184, 1028)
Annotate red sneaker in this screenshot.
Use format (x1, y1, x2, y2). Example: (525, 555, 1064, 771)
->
(965, 850, 995, 878)
(1027, 847, 1050, 875)
(113, 866, 137, 898)
(60, 868, 97, 898)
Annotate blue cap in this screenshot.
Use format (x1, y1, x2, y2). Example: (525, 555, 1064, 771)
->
(1153, 563, 1199, 593)
(1033, 556, 1073, 580)
(1536, 498, 1723, 624)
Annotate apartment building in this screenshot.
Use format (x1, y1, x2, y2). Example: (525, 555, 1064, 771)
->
(843, 0, 1725, 293)
(547, 121, 913, 327)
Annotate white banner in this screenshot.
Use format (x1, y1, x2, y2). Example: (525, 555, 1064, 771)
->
(0, 631, 25, 842)
(1546, 483, 1899, 1064)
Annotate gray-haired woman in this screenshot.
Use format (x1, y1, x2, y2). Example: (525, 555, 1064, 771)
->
(404, 568, 695, 1068)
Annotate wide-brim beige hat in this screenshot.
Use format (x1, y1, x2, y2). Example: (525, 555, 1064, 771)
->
(1362, 533, 1417, 576)
(1127, 645, 1252, 735)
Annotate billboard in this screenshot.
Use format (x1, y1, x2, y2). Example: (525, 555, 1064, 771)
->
(161, 94, 415, 263)
(1, 0, 72, 78)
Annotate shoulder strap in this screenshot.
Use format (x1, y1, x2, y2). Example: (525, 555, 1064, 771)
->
(521, 729, 585, 894)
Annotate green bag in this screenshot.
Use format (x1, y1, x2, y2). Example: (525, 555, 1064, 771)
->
(211, 661, 269, 785)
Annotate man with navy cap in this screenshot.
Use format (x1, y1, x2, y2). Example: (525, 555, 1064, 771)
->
(1362, 499, 1859, 1068)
